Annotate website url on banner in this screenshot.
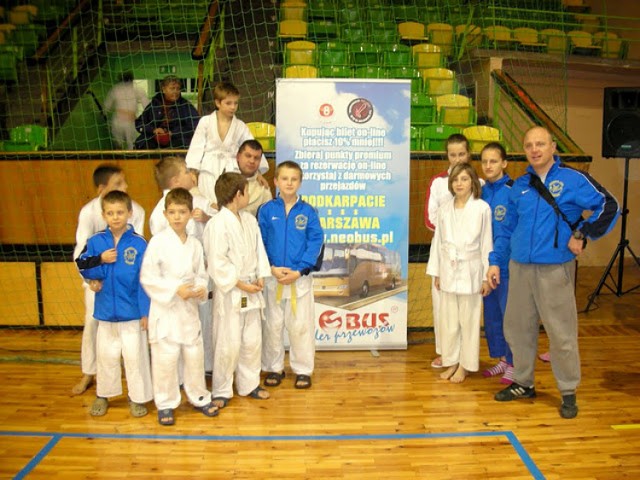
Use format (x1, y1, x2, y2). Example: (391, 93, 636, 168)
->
(323, 230, 394, 246)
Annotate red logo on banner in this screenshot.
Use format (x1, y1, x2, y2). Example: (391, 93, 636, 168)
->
(319, 103, 334, 117)
(319, 310, 390, 332)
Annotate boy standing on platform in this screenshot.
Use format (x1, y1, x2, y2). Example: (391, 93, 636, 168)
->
(258, 161, 324, 390)
(141, 188, 219, 426)
(204, 172, 272, 408)
(76, 190, 153, 417)
(72, 164, 145, 396)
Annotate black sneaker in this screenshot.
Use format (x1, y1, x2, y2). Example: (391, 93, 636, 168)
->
(560, 394, 578, 419)
(494, 383, 537, 402)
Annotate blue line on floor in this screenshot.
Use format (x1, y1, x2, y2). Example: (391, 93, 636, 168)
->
(1, 430, 544, 479)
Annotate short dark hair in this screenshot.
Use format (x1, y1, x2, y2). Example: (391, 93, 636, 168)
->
(481, 141, 507, 160)
(165, 187, 193, 211)
(445, 133, 470, 153)
(275, 160, 303, 179)
(215, 172, 248, 207)
(154, 156, 186, 190)
(101, 190, 132, 211)
(448, 163, 482, 199)
(93, 164, 123, 188)
(120, 71, 134, 83)
(238, 139, 263, 155)
(160, 75, 181, 89)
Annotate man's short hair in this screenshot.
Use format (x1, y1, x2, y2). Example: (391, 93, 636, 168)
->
(213, 81, 240, 102)
(154, 156, 187, 190)
(101, 190, 132, 211)
(93, 164, 123, 188)
(165, 187, 193, 211)
(238, 139, 263, 155)
(448, 163, 482, 199)
(275, 160, 303, 179)
(215, 172, 248, 207)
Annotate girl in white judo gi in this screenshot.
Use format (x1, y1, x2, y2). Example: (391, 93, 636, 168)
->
(427, 163, 493, 383)
(204, 172, 272, 408)
(141, 188, 219, 426)
(424, 134, 473, 370)
(186, 82, 268, 206)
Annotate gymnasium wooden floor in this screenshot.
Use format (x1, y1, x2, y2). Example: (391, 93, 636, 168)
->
(1, 263, 639, 479)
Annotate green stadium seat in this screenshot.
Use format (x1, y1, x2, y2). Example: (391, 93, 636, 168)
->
(340, 25, 366, 44)
(4, 124, 47, 151)
(382, 44, 411, 67)
(0, 48, 18, 83)
(353, 66, 385, 79)
(308, 0, 337, 20)
(411, 93, 436, 125)
(367, 6, 393, 23)
(421, 125, 462, 151)
(351, 42, 380, 67)
(318, 41, 349, 67)
(370, 25, 399, 45)
(410, 125, 421, 151)
(387, 66, 421, 93)
(318, 64, 352, 78)
(308, 19, 339, 41)
(12, 25, 40, 57)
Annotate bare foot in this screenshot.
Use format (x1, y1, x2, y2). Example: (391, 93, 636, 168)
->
(450, 366, 468, 384)
(440, 365, 457, 380)
(431, 356, 443, 368)
(71, 374, 94, 396)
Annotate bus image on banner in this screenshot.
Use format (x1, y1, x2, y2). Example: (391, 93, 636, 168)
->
(314, 243, 401, 299)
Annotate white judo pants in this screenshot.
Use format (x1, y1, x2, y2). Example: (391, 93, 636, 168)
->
(150, 336, 211, 410)
(111, 118, 137, 150)
(439, 291, 481, 372)
(211, 308, 262, 399)
(197, 171, 217, 207)
(262, 277, 315, 376)
(96, 319, 153, 404)
(81, 286, 98, 376)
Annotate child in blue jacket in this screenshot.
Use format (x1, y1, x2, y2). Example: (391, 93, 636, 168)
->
(76, 190, 153, 418)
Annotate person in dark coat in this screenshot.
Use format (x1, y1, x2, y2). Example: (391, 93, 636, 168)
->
(135, 76, 200, 149)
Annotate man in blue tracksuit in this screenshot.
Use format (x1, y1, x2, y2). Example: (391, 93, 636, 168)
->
(76, 190, 153, 418)
(487, 126, 620, 419)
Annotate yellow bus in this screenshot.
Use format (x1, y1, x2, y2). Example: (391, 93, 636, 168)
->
(314, 243, 401, 298)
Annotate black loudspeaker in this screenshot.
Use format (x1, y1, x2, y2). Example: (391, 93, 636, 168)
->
(602, 87, 640, 158)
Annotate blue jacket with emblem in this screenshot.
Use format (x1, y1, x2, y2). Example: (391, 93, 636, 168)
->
(76, 225, 150, 322)
(257, 196, 324, 275)
(482, 174, 513, 277)
(490, 157, 619, 266)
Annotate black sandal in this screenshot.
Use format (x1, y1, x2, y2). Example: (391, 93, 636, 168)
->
(295, 374, 312, 389)
(264, 371, 285, 387)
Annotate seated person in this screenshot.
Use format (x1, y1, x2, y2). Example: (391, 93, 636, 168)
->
(134, 75, 200, 149)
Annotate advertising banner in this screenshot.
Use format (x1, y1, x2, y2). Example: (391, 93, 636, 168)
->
(276, 79, 410, 350)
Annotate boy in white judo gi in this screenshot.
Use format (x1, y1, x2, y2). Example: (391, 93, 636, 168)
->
(204, 172, 272, 408)
(257, 161, 324, 389)
(141, 188, 219, 426)
(427, 163, 493, 383)
(76, 190, 153, 417)
(72, 164, 145, 396)
(185, 81, 269, 206)
(149, 156, 217, 371)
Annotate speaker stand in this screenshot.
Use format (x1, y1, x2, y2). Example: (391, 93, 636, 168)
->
(584, 157, 640, 312)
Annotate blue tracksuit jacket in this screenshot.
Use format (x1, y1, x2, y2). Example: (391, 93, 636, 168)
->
(76, 225, 150, 322)
(482, 174, 513, 277)
(257, 196, 324, 275)
(490, 157, 620, 267)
